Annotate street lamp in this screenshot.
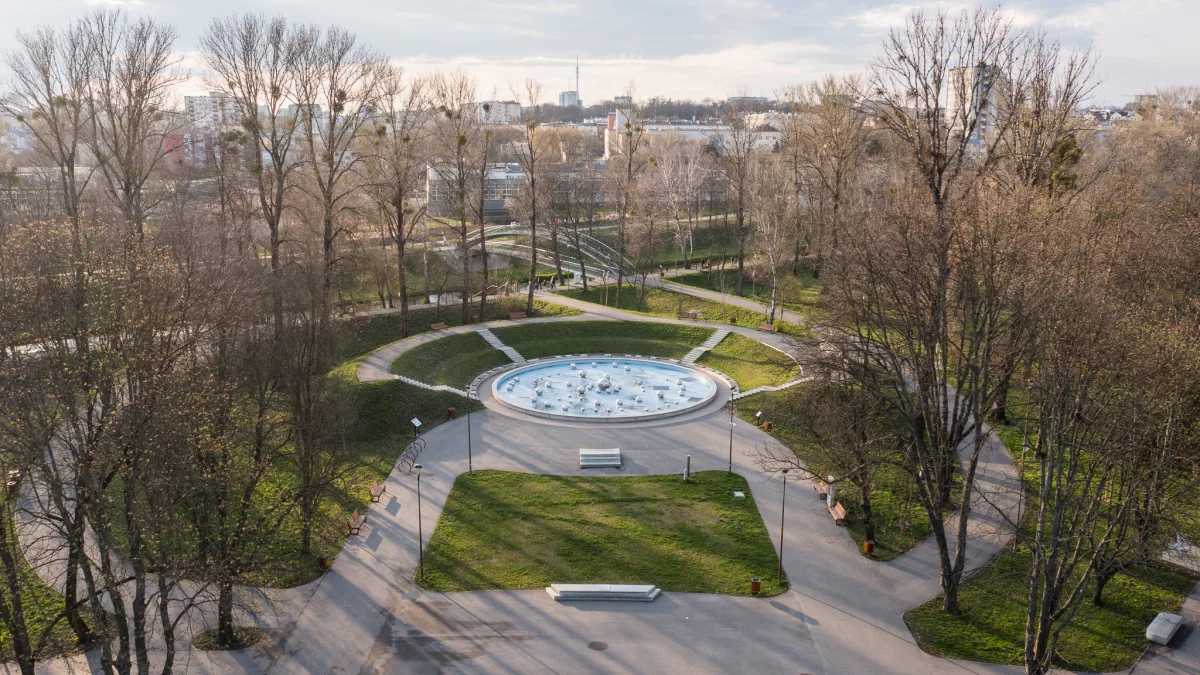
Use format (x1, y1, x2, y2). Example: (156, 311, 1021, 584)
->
(413, 464, 432, 581)
(1013, 434, 1031, 551)
(467, 408, 473, 474)
(778, 468, 789, 584)
(726, 397, 736, 473)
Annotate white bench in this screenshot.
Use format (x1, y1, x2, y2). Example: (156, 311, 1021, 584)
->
(1147, 612, 1183, 645)
(579, 448, 622, 469)
(546, 584, 661, 602)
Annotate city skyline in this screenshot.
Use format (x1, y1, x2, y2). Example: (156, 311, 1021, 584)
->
(2, 1, 1194, 106)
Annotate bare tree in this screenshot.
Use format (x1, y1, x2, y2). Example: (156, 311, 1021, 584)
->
(712, 96, 761, 294)
(83, 9, 184, 238)
(200, 13, 305, 347)
(510, 79, 551, 315)
(292, 23, 384, 356)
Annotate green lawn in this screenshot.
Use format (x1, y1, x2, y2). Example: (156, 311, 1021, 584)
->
(696, 333, 799, 390)
(904, 391, 1200, 672)
(670, 263, 822, 321)
(735, 386, 932, 560)
(390, 331, 511, 389)
(0, 522, 91, 661)
(904, 551, 1197, 672)
(334, 297, 579, 362)
(556, 284, 813, 341)
(420, 470, 787, 596)
(492, 320, 713, 360)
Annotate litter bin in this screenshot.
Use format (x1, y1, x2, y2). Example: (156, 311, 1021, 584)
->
(863, 540, 876, 556)
(750, 577, 762, 595)
(448, 407, 457, 419)
(317, 554, 329, 569)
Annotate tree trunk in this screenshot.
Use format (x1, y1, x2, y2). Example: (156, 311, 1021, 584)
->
(218, 579, 235, 647)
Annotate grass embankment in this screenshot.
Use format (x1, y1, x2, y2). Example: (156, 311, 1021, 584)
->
(670, 264, 822, 322)
(0, 519, 92, 661)
(735, 386, 931, 561)
(390, 332, 510, 389)
(420, 470, 786, 596)
(492, 320, 713, 361)
(335, 297, 579, 361)
(904, 412, 1200, 672)
(696, 333, 798, 390)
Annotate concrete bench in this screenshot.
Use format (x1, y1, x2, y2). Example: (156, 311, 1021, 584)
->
(813, 481, 829, 500)
(347, 511, 366, 535)
(430, 322, 447, 331)
(580, 448, 622, 469)
(509, 311, 528, 320)
(758, 322, 776, 332)
(546, 584, 661, 602)
(369, 481, 385, 502)
(828, 502, 847, 525)
(677, 310, 699, 320)
(1147, 612, 1183, 645)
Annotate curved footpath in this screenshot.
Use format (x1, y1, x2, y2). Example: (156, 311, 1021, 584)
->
(10, 293, 1196, 674)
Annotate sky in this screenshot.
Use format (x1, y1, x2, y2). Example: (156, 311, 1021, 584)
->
(0, 0, 1195, 106)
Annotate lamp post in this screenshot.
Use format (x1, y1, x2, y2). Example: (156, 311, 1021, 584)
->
(726, 398, 736, 473)
(1013, 434, 1030, 551)
(413, 464, 429, 581)
(467, 409, 473, 474)
(778, 468, 789, 584)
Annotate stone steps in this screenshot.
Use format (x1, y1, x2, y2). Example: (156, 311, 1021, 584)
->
(680, 329, 730, 364)
(546, 584, 661, 602)
(477, 328, 526, 364)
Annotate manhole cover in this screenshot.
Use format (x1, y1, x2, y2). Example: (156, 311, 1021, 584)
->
(587, 641, 608, 651)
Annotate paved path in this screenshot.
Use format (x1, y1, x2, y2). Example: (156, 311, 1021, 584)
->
(17, 293, 1194, 674)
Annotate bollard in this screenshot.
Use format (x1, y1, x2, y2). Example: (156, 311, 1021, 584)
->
(685, 455, 691, 482)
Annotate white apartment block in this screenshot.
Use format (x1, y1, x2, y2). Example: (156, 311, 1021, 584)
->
(478, 100, 522, 125)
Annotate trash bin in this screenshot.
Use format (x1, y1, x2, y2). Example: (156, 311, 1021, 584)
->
(863, 540, 875, 556)
(317, 554, 329, 569)
(750, 577, 762, 595)
(448, 407, 457, 418)
(763, 422, 772, 431)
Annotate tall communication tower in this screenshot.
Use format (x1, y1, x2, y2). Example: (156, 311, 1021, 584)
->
(575, 55, 580, 104)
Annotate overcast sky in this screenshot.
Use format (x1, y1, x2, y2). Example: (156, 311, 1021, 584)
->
(1, 0, 1195, 105)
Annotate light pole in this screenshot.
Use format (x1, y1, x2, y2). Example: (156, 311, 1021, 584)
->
(1013, 434, 1030, 551)
(778, 468, 789, 584)
(467, 409, 473, 474)
(727, 398, 736, 473)
(414, 464, 429, 581)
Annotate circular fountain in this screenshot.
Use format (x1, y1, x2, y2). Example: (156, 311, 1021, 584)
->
(490, 357, 720, 422)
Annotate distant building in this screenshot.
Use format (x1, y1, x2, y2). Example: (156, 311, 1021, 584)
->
(946, 64, 1006, 143)
(426, 162, 526, 220)
(478, 101, 522, 125)
(603, 112, 781, 159)
(726, 96, 769, 108)
(559, 90, 582, 107)
(614, 95, 633, 106)
(182, 92, 245, 169)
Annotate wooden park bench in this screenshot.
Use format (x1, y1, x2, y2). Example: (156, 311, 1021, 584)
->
(347, 511, 367, 535)
(812, 480, 829, 501)
(509, 311, 528, 320)
(677, 309, 699, 320)
(758, 323, 776, 332)
(828, 502, 848, 525)
(369, 481, 385, 502)
(430, 322, 447, 331)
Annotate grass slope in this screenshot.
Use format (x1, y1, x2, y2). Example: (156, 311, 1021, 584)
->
(390, 331, 511, 389)
(904, 407, 1200, 672)
(335, 297, 579, 361)
(492, 320, 713, 360)
(420, 470, 786, 595)
(695, 333, 798, 390)
(735, 387, 932, 560)
(671, 264, 822, 321)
